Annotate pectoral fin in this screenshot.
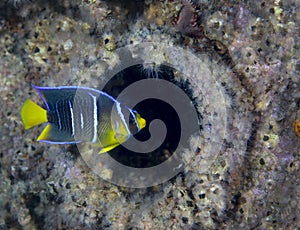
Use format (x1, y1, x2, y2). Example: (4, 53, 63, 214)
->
(98, 143, 121, 154)
(92, 128, 128, 154)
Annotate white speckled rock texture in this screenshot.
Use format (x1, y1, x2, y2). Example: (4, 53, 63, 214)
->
(0, 0, 299, 229)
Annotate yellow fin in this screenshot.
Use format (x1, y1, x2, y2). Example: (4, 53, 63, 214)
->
(37, 124, 51, 141)
(21, 99, 47, 129)
(136, 113, 146, 130)
(98, 143, 121, 154)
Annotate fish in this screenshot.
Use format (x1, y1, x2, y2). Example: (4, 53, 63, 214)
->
(21, 85, 146, 153)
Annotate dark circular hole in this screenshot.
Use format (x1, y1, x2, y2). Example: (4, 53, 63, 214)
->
(101, 64, 196, 168)
(263, 135, 269, 141)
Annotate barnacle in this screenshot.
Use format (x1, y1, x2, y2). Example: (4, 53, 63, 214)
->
(144, 3, 165, 26)
(293, 120, 300, 137)
(141, 62, 163, 79)
(102, 34, 117, 51)
(140, 46, 165, 79)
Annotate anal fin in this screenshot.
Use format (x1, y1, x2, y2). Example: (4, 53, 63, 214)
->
(38, 124, 77, 144)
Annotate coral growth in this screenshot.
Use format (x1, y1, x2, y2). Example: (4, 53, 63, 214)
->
(173, 0, 205, 38)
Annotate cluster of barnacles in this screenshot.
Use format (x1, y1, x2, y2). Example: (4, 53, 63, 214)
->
(173, 0, 205, 38)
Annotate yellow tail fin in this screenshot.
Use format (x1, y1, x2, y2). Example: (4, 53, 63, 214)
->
(21, 99, 48, 129)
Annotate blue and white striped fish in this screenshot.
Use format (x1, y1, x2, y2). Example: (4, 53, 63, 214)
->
(21, 85, 146, 153)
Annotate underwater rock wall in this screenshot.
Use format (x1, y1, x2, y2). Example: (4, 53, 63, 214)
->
(0, 0, 299, 229)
